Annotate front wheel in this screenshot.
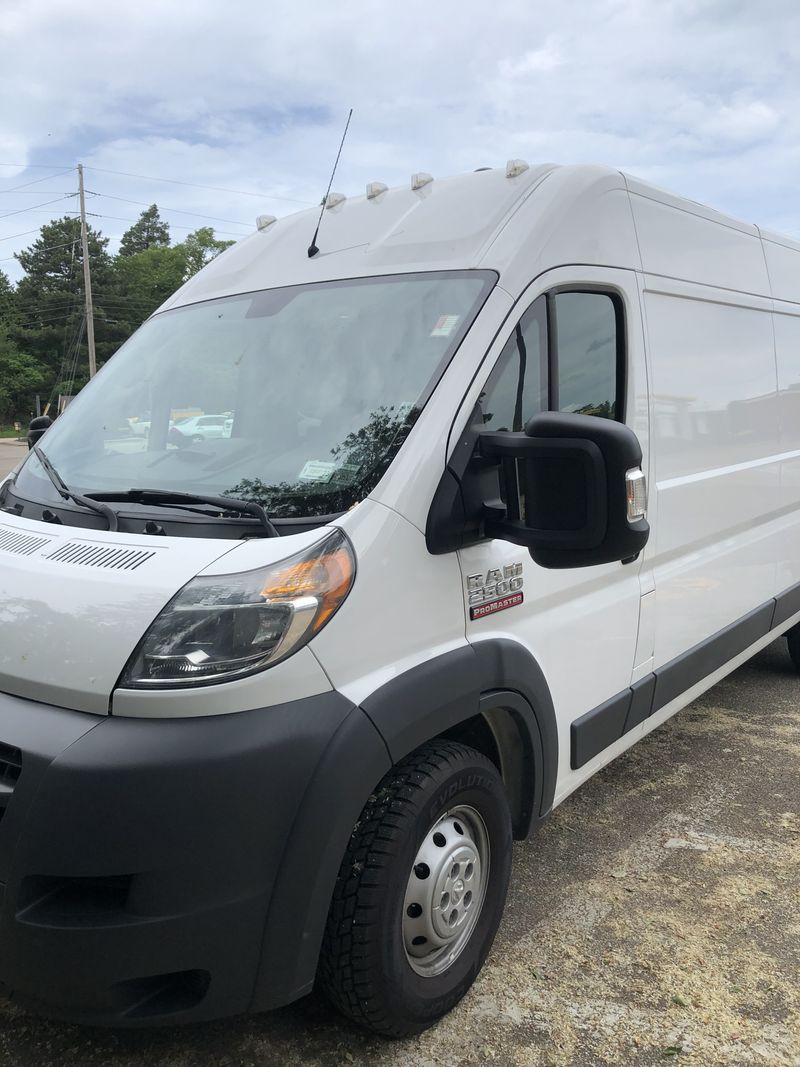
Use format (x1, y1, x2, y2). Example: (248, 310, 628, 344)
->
(319, 740, 513, 1037)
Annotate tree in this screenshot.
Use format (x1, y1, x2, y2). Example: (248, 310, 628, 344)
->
(179, 226, 235, 279)
(0, 330, 46, 422)
(0, 269, 15, 325)
(118, 205, 170, 257)
(13, 216, 128, 389)
(113, 245, 187, 331)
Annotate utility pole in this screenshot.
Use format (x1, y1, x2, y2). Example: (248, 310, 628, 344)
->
(77, 163, 97, 378)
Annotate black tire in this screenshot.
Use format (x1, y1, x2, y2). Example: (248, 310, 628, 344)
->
(786, 625, 800, 673)
(318, 740, 513, 1037)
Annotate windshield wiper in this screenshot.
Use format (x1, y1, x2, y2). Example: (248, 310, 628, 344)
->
(33, 446, 119, 532)
(84, 488, 279, 537)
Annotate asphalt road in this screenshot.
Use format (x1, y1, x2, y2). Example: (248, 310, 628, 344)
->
(0, 437, 798, 1065)
(0, 439, 26, 480)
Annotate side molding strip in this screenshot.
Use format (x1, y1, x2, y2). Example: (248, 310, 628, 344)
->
(571, 586, 798, 770)
(652, 602, 773, 712)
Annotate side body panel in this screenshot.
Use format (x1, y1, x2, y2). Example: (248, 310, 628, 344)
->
(626, 185, 786, 674)
(763, 230, 800, 597)
(642, 278, 781, 666)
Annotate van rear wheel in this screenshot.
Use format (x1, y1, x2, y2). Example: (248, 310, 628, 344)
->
(318, 740, 512, 1037)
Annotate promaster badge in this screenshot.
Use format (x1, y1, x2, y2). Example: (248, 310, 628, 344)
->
(466, 563, 524, 620)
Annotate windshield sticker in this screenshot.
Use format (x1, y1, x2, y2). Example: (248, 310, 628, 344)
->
(330, 463, 361, 485)
(430, 314, 460, 337)
(298, 460, 337, 483)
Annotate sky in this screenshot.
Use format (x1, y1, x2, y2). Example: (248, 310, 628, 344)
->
(1, 0, 798, 284)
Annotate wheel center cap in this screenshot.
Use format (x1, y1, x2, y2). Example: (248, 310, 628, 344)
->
(452, 878, 465, 903)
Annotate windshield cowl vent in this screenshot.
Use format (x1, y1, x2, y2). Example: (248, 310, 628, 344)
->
(45, 542, 158, 572)
(0, 525, 53, 558)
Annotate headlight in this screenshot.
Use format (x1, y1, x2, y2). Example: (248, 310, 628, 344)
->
(120, 529, 354, 688)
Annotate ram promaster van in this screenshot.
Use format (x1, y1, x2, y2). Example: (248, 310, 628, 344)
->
(1, 162, 799, 1035)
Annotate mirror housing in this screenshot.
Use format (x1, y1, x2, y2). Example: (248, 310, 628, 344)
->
(27, 415, 53, 450)
(479, 412, 649, 568)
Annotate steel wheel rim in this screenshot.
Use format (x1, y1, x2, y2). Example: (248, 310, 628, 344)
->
(402, 804, 491, 978)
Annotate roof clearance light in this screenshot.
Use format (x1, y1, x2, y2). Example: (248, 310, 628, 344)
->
(256, 214, 277, 231)
(411, 172, 433, 191)
(366, 181, 388, 200)
(506, 159, 530, 179)
(325, 192, 346, 209)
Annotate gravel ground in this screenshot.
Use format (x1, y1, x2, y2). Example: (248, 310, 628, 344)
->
(0, 643, 797, 1066)
(0, 439, 798, 1065)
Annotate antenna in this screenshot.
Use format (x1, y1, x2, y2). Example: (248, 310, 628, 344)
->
(307, 108, 353, 258)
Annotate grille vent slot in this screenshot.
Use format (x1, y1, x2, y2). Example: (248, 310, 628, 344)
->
(0, 526, 51, 557)
(0, 743, 22, 825)
(46, 542, 157, 571)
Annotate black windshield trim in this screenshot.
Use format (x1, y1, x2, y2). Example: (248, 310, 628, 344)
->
(84, 488, 279, 537)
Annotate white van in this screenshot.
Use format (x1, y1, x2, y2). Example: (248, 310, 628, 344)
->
(1, 162, 799, 1035)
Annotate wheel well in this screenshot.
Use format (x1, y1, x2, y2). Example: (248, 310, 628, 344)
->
(440, 700, 537, 840)
(441, 714, 501, 771)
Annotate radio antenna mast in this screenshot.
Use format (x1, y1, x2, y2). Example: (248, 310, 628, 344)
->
(307, 108, 353, 258)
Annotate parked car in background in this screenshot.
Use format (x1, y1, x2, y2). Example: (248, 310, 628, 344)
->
(170, 414, 232, 442)
(127, 416, 151, 436)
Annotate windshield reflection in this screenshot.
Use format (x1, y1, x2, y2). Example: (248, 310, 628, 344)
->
(14, 272, 495, 519)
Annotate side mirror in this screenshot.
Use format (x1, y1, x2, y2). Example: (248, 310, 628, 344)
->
(479, 412, 649, 568)
(27, 415, 53, 450)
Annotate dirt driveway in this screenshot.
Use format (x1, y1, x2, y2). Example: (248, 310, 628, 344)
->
(0, 639, 797, 1066)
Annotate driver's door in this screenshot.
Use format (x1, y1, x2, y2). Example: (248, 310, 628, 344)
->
(456, 267, 652, 803)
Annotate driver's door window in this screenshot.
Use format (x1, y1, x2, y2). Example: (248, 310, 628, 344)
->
(481, 290, 622, 428)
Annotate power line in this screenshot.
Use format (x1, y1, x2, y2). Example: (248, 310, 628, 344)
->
(0, 240, 78, 263)
(57, 237, 81, 392)
(0, 169, 74, 194)
(12, 297, 160, 314)
(0, 190, 74, 197)
(85, 164, 313, 205)
(14, 297, 168, 322)
(0, 227, 42, 243)
(16, 313, 87, 329)
(1, 206, 246, 238)
(0, 194, 76, 221)
(84, 211, 248, 237)
(0, 162, 75, 170)
(86, 190, 253, 227)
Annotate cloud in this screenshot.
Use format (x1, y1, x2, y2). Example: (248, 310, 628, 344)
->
(498, 41, 565, 79)
(1, 0, 799, 282)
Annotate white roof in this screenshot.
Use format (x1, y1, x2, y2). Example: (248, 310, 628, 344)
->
(161, 163, 799, 311)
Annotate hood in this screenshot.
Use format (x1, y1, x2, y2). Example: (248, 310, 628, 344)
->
(0, 515, 248, 714)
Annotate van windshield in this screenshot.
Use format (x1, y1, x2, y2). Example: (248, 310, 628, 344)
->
(14, 271, 494, 519)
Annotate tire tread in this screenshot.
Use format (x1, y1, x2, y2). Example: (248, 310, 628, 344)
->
(318, 740, 496, 1036)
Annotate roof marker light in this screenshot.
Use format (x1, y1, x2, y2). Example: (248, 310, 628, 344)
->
(506, 159, 530, 178)
(256, 214, 277, 231)
(411, 172, 433, 191)
(325, 191, 346, 209)
(366, 181, 388, 200)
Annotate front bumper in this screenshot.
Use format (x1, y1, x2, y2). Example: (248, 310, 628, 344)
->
(0, 688, 390, 1025)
